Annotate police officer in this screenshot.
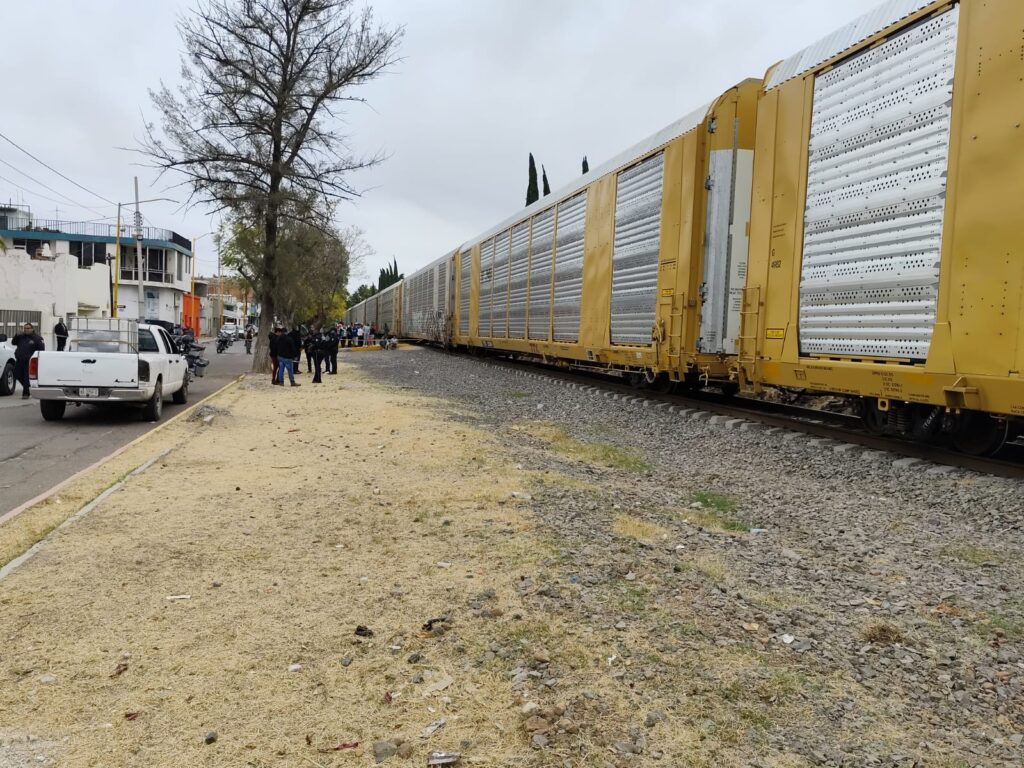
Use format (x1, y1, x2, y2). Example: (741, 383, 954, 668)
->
(325, 324, 340, 375)
(310, 327, 328, 384)
(12, 322, 45, 399)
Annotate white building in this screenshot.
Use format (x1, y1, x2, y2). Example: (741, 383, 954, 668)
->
(0, 206, 195, 347)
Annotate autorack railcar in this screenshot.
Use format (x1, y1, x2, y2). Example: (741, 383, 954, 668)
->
(739, 0, 1024, 454)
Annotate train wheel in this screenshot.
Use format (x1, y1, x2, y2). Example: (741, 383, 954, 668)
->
(952, 412, 1010, 456)
(650, 374, 674, 394)
(627, 372, 645, 389)
(861, 398, 892, 435)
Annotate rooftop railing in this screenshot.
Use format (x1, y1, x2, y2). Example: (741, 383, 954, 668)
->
(2, 218, 191, 250)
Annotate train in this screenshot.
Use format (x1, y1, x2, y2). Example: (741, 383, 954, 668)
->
(346, 0, 1024, 456)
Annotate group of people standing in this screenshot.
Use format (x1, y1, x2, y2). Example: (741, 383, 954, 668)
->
(267, 325, 341, 386)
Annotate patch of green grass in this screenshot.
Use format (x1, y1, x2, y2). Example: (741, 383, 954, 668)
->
(755, 670, 805, 703)
(939, 544, 1004, 567)
(612, 583, 650, 613)
(676, 492, 752, 532)
(972, 605, 1024, 639)
(522, 423, 651, 472)
(692, 491, 738, 513)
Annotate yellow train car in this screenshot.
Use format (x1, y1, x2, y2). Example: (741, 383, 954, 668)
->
(448, 80, 761, 388)
(740, 0, 1024, 453)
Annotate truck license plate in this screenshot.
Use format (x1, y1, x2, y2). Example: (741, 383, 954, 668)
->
(78, 387, 99, 397)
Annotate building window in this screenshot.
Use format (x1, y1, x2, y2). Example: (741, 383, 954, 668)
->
(69, 241, 107, 269)
(177, 252, 184, 281)
(12, 238, 49, 257)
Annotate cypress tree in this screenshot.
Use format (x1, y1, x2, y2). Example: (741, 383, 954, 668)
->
(526, 153, 539, 206)
(542, 165, 550, 196)
(582, 156, 589, 174)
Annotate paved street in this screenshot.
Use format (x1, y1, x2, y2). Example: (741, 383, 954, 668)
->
(0, 341, 253, 517)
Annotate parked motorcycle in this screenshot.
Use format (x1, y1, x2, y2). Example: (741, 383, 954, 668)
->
(216, 333, 230, 354)
(175, 336, 210, 378)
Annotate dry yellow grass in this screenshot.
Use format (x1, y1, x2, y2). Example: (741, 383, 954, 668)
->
(612, 514, 669, 545)
(519, 422, 650, 471)
(0, 365, 694, 767)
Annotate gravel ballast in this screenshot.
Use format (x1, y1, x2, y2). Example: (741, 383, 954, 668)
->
(351, 346, 1024, 767)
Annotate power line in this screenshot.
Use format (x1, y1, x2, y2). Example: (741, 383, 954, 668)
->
(0, 129, 116, 205)
(0, 171, 100, 212)
(0, 156, 103, 214)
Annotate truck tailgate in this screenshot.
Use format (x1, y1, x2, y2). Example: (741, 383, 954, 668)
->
(35, 352, 139, 388)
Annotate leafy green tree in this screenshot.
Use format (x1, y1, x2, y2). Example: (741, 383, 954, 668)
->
(542, 165, 550, 196)
(347, 283, 377, 305)
(378, 258, 403, 290)
(526, 153, 539, 206)
(141, 0, 401, 372)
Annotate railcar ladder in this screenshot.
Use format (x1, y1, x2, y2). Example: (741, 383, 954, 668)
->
(737, 286, 760, 366)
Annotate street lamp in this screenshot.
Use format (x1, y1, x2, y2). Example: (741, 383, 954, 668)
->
(111, 181, 177, 319)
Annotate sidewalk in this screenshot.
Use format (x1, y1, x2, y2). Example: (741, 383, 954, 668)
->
(0, 362, 613, 767)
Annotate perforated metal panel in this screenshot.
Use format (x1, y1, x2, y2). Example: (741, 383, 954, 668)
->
(366, 295, 378, 326)
(799, 7, 958, 361)
(611, 153, 664, 345)
(766, 0, 941, 91)
(459, 250, 471, 336)
(507, 222, 530, 338)
(479, 238, 494, 336)
(528, 208, 555, 341)
(491, 231, 510, 338)
(378, 284, 396, 334)
(437, 260, 448, 313)
(552, 192, 587, 342)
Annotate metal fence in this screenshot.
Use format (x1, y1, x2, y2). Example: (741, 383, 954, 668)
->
(8, 219, 191, 250)
(0, 309, 42, 339)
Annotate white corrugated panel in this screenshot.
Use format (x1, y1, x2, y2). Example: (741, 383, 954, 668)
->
(479, 238, 494, 336)
(507, 222, 530, 338)
(766, 0, 944, 90)
(459, 250, 471, 336)
(798, 6, 958, 361)
(552, 192, 587, 342)
(462, 103, 709, 252)
(366, 295, 378, 326)
(491, 230, 510, 338)
(528, 208, 555, 341)
(611, 153, 665, 345)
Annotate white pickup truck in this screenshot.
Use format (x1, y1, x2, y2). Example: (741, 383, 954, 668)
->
(30, 318, 189, 422)
(0, 334, 15, 396)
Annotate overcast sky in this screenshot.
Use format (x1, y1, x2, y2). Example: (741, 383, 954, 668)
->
(1, 0, 888, 287)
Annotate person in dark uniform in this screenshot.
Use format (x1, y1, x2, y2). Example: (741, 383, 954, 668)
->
(268, 329, 280, 384)
(310, 327, 328, 384)
(54, 318, 69, 351)
(12, 322, 45, 399)
(303, 328, 315, 373)
(326, 325, 339, 375)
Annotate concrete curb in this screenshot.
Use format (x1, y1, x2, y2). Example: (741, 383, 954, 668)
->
(0, 373, 247, 528)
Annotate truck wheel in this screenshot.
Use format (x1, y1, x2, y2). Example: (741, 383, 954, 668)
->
(142, 380, 163, 422)
(172, 377, 189, 404)
(40, 400, 66, 421)
(0, 362, 13, 396)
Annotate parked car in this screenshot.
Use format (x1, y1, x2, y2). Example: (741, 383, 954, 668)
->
(30, 318, 188, 422)
(220, 322, 240, 339)
(0, 334, 15, 396)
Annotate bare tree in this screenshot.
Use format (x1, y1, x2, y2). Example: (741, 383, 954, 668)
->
(141, 0, 402, 370)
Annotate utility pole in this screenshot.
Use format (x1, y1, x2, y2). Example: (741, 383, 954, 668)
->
(134, 177, 145, 321)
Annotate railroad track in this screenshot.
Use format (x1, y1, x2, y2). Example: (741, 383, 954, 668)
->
(445, 349, 1024, 480)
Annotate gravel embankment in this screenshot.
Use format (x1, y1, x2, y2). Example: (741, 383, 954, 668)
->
(351, 346, 1024, 768)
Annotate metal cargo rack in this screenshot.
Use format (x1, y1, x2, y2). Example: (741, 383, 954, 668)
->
(69, 317, 139, 354)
